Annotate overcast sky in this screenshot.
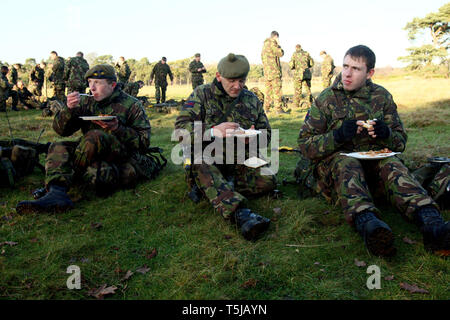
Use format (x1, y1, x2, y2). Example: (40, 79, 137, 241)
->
(1, 0, 447, 67)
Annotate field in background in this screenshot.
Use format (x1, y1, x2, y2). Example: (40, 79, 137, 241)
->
(0, 76, 449, 300)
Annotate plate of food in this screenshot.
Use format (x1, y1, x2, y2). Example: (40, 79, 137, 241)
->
(244, 156, 269, 168)
(79, 115, 116, 121)
(232, 128, 262, 138)
(341, 148, 400, 160)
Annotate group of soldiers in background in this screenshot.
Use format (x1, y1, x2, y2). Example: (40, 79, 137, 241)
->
(261, 31, 335, 114)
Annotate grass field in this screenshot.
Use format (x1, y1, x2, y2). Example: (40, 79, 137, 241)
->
(0, 76, 449, 300)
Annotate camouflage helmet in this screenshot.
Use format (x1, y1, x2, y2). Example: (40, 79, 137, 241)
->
(217, 53, 250, 79)
(85, 64, 117, 81)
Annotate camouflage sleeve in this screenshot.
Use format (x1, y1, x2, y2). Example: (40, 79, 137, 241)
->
(52, 103, 84, 137)
(63, 59, 71, 81)
(378, 94, 407, 152)
(273, 44, 284, 58)
(189, 61, 197, 74)
(174, 89, 208, 142)
(150, 66, 156, 81)
(126, 65, 131, 79)
(289, 55, 295, 70)
(309, 55, 314, 68)
(168, 66, 174, 81)
(112, 100, 151, 153)
(298, 97, 337, 161)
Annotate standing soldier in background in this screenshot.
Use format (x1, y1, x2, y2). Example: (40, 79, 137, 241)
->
(115, 56, 132, 84)
(49, 51, 66, 102)
(261, 31, 287, 114)
(150, 57, 174, 104)
(320, 50, 335, 88)
(289, 44, 314, 107)
(1, 66, 19, 112)
(189, 53, 207, 90)
(64, 51, 90, 94)
(30, 62, 46, 97)
(8, 63, 21, 88)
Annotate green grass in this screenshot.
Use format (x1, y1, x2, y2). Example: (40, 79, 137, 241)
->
(0, 77, 449, 300)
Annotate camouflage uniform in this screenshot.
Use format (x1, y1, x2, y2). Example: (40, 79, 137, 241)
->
(45, 87, 151, 192)
(150, 62, 173, 103)
(30, 65, 45, 96)
(189, 60, 206, 89)
(17, 85, 43, 109)
(115, 61, 132, 84)
(297, 73, 436, 225)
(64, 56, 90, 94)
(0, 73, 18, 111)
(321, 54, 335, 88)
(7, 67, 18, 86)
(50, 56, 66, 101)
(289, 47, 314, 107)
(175, 79, 276, 219)
(250, 87, 264, 106)
(124, 81, 141, 97)
(261, 37, 284, 111)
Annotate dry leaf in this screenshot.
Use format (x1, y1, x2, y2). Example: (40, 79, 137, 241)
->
(400, 282, 429, 294)
(136, 265, 150, 274)
(402, 237, 417, 245)
(145, 248, 158, 259)
(354, 258, 367, 267)
(273, 208, 282, 215)
(88, 284, 118, 299)
(384, 275, 395, 281)
(91, 222, 103, 230)
(314, 262, 321, 265)
(121, 270, 134, 281)
(241, 278, 257, 289)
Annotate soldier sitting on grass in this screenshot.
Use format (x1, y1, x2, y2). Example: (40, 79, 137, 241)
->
(16, 64, 152, 214)
(297, 45, 449, 257)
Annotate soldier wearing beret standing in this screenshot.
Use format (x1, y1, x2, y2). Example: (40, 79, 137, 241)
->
(150, 57, 174, 104)
(16, 64, 152, 213)
(189, 53, 207, 90)
(175, 53, 276, 240)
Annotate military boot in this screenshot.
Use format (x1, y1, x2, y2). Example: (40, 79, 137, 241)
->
(16, 184, 73, 214)
(415, 205, 450, 254)
(232, 208, 270, 240)
(354, 211, 396, 257)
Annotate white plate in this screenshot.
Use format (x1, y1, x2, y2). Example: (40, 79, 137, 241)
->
(80, 116, 116, 121)
(233, 129, 262, 138)
(244, 157, 268, 168)
(341, 151, 401, 160)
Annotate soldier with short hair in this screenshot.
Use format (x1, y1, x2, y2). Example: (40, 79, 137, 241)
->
(30, 62, 46, 97)
(175, 53, 275, 240)
(64, 51, 90, 94)
(150, 57, 173, 104)
(289, 44, 314, 107)
(49, 51, 66, 102)
(320, 50, 335, 88)
(297, 45, 449, 256)
(261, 31, 287, 114)
(115, 56, 132, 84)
(189, 53, 207, 90)
(16, 64, 152, 214)
(0, 66, 19, 112)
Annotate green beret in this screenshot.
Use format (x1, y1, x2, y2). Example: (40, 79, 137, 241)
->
(195, 53, 201, 57)
(217, 53, 250, 79)
(85, 64, 117, 81)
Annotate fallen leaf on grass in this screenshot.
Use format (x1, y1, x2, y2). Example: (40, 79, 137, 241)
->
(136, 265, 150, 274)
(145, 248, 157, 259)
(273, 208, 282, 215)
(0, 241, 18, 247)
(91, 222, 103, 230)
(88, 284, 118, 299)
(354, 258, 367, 267)
(121, 270, 134, 282)
(402, 237, 417, 245)
(241, 279, 257, 289)
(384, 275, 395, 281)
(314, 262, 321, 266)
(434, 249, 450, 257)
(400, 282, 429, 294)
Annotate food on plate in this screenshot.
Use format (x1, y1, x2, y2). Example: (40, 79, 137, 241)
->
(359, 148, 392, 156)
(362, 120, 374, 129)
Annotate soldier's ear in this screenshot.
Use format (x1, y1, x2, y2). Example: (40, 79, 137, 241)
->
(215, 72, 222, 83)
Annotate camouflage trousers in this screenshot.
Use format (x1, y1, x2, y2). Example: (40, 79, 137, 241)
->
(0, 91, 18, 111)
(293, 79, 311, 108)
(264, 77, 283, 111)
(30, 82, 43, 97)
(45, 130, 137, 192)
(155, 83, 167, 103)
(53, 82, 66, 102)
(192, 78, 204, 90)
(192, 163, 276, 219)
(322, 74, 333, 89)
(315, 153, 436, 225)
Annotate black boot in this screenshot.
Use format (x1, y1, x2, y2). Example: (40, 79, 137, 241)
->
(354, 211, 396, 257)
(16, 184, 73, 214)
(415, 205, 450, 254)
(232, 208, 270, 240)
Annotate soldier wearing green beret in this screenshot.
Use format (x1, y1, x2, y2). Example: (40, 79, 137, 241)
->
(175, 53, 276, 241)
(150, 57, 173, 104)
(115, 56, 132, 84)
(17, 64, 152, 214)
(189, 53, 207, 90)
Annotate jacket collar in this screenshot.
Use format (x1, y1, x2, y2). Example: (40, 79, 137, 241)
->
(332, 73, 373, 99)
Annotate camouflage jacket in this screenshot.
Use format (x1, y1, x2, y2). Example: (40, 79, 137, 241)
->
(50, 57, 65, 84)
(17, 86, 33, 101)
(7, 67, 18, 86)
(124, 82, 140, 97)
(64, 56, 89, 88)
(150, 62, 173, 85)
(298, 73, 407, 161)
(189, 60, 206, 82)
(30, 66, 45, 85)
(289, 49, 314, 80)
(261, 38, 284, 80)
(0, 74, 12, 99)
(115, 62, 132, 84)
(321, 54, 335, 77)
(175, 79, 271, 149)
(53, 88, 151, 155)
